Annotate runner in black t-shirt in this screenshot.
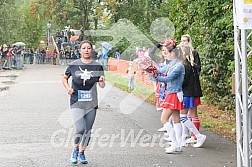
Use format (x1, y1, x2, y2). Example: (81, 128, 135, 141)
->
(62, 40, 105, 165)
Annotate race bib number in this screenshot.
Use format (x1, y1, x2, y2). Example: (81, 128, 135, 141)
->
(78, 90, 92, 101)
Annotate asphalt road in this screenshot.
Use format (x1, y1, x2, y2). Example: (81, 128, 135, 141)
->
(0, 65, 236, 167)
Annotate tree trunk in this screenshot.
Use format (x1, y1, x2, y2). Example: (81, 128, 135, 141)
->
(80, 0, 92, 40)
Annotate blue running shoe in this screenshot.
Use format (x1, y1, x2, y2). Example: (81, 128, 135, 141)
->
(79, 152, 88, 164)
(70, 150, 79, 164)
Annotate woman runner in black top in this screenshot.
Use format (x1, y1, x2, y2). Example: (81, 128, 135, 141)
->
(62, 40, 105, 164)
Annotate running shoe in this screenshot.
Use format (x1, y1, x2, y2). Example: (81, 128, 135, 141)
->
(158, 127, 167, 132)
(186, 136, 197, 144)
(165, 146, 182, 154)
(163, 132, 169, 137)
(181, 139, 188, 147)
(193, 134, 206, 148)
(79, 152, 88, 164)
(181, 135, 189, 147)
(70, 149, 79, 164)
(163, 136, 172, 142)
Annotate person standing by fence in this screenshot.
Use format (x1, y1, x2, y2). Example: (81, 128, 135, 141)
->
(40, 48, 46, 64)
(114, 48, 120, 60)
(15, 47, 23, 68)
(6, 47, 14, 69)
(52, 49, 58, 65)
(151, 41, 185, 154)
(0, 45, 2, 70)
(179, 44, 206, 147)
(101, 47, 109, 71)
(46, 48, 50, 64)
(180, 34, 203, 144)
(29, 47, 35, 64)
(2, 44, 8, 69)
(126, 61, 136, 90)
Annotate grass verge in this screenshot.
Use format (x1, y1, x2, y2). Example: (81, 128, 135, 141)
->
(105, 71, 155, 104)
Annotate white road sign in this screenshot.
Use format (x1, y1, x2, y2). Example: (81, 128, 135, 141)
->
(234, 0, 252, 29)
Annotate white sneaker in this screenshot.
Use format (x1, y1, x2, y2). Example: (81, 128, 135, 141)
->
(165, 146, 182, 154)
(163, 137, 172, 142)
(166, 141, 172, 147)
(163, 132, 169, 137)
(193, 134, 206, 148)
(181, 141, 188, 147)
(181, 135, 189, 147)
(157, 127, 167, 132)
(186, 137, 197, 144)
(156, 108, 163, 113)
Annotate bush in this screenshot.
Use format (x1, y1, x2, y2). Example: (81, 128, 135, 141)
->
(167, 0, 234, 110)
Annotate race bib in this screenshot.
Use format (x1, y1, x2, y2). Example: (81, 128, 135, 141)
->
(78, 90, 92, 101)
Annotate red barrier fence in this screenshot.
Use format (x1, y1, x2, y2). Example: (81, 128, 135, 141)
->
(108, 58, 155, 89)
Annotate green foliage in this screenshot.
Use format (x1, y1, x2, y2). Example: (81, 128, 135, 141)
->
(200, 122, 212, 128)
(110, 38, 131, 60)
(94, 0, 170, 60)
(95, 0, 236, 109)
(21, 9, 44, 47)
(0, 1, 19, 44)
(0, 0, 44, 47)
(166, 0, 235, 110)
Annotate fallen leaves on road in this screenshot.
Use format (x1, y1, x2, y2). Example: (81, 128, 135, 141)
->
(198, 103, 236, 142)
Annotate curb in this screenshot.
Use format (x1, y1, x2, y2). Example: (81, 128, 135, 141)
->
(0, 69, 23, 92)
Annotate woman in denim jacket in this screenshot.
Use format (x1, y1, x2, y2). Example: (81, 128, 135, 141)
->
(153, 45, 185, 154)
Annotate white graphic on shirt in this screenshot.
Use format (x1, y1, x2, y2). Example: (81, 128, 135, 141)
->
(79, 66, 93, 86)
